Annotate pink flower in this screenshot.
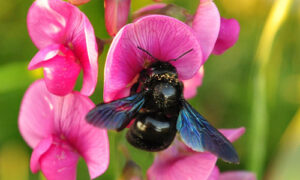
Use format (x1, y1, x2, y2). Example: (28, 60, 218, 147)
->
(133, 1, 240, 58)
(183, 66, 204, 99)
(212, 17, 240, 55)
(18, 80, 109, 180)
(193, 0, 240, 57)
(147, 128, 256, 180)
(27, 0, 98, 96)
(103, 15, 203, 102)
(104, 0, 131, 36)
(192, 0, 221, 62)
(132, 1, 240, 98)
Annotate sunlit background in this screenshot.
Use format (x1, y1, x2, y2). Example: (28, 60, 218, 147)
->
(1, 0, 300, 179)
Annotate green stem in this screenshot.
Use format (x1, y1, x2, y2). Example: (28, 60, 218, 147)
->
(248, 0, 293, 178)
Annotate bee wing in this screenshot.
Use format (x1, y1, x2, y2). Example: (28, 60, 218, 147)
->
(86, 93, 145, 131)
(177, 100, 239, 163)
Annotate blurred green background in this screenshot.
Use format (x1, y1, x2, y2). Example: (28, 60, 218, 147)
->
(1, 0, 300, 179)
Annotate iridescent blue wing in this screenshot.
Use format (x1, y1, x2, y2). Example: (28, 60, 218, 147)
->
(86, 93, 145, 131)
(177, 100, 239, 163)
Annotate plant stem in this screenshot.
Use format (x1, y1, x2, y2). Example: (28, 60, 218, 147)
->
(248, 0, 293, 178)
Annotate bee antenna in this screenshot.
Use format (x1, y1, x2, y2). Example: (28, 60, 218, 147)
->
(168, 49, 193, 62)
(137, 46, 159, 61)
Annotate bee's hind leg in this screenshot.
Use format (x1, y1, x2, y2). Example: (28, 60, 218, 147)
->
(130, 82, 139, 95)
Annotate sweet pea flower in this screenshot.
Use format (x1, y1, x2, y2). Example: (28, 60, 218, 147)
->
(132, 0, 240, 99)
(193, 0, 240, 57)
(18, 80, 109, 180)
(147, 127, 256, 180)
(212, 17, 240, 55)
(103, 15, 203, 102)
(133, 1, 240, 57)
(104, 0, 131, 36)
(27, 0, 98, 96)
(183, 66, 204, 99)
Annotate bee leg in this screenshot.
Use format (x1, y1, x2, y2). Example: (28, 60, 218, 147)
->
(130, 82, 139, 95)
(130, 69, 147, 95)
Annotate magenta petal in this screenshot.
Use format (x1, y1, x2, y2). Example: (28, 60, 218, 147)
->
(41, 48, 80, 96)
(105, 0, 131, 36)
(219, 171, 257, 180)
(183, 66, 204, 99)
(28, 44, 61, 70)
(39, 137, 80, 180)
(27, 0, 71, 49)
(147, 152, 217, 180)
(19, 80, 55, 148)
(212, 17, 240, 55)
(104, 15, 202, 102)
(52, 92, 109, 179)
(207, 167, 220, 180)
(20, 79, 109, 178)
(30, 136, 53, 173)
(219, 127, 246, 142)
(27, 0, 98, 96)
(72, 16, 99, 96)
(192, 0, 220, 61)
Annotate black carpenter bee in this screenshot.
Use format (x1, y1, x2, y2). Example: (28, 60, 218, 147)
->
(86, 47, 239, 163)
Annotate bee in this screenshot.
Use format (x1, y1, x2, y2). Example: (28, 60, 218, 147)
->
(86, 47, 239, 163)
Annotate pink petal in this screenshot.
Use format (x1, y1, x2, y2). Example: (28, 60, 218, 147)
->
(192, 0, 220, 61)
(30, 136, 53, 173)
(19, 80, 55, 148)
(27, 0, 98, 96)
(147, 152, 217, 180)
(104, 15, 202, 102)
(39, 137, 80, 180)
(219, 127, 246, 142)
(212, 17, 240, 55)
(219, 171, 257, 180)
(183, 66, 204, 99)
(207, 167, 220, 180)
(105, 0, 131, 36)
(51, 91, 109, 179)
(19, 79, 109, 178)
(29, 45, 81, 96)
(27, 0, 70, 49)
(72, 16, 99, 96)
(28, 44, 61, 70)
(147, 128, 245, 180)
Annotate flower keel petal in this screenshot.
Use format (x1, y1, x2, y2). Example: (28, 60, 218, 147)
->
(30, 136, 53, 173)
(39, 138, 80, 180)
(212, 17, 240, 55)
(41, 48, 81, 96)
